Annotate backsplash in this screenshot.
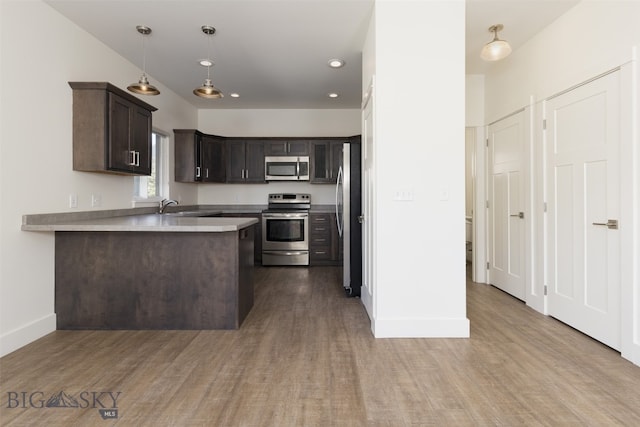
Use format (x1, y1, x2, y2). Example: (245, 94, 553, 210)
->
(196, 182, 336, 205)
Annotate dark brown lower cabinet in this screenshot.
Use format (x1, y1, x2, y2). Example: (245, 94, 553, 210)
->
(54, 228, 255, 330)
(309, 212, 342, 266)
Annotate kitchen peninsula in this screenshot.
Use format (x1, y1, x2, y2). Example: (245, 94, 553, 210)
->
(22, 209, 257, 330)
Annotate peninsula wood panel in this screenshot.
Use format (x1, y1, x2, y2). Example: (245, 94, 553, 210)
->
(54, 228, 254, 330)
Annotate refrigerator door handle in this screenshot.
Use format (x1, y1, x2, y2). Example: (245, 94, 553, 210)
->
(335, 166, 344, 237)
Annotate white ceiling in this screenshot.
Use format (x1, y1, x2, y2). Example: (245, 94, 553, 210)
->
(45, 0, 580, 110)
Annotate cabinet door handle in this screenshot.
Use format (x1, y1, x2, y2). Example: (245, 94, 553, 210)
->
(196, 166, 201, 178)
(205, 168, 209, 178)
(129, 150, 136, 166)
(245, 169, 249, 179)
(135, 151, 140, 167)
(510, 212, 524, 219)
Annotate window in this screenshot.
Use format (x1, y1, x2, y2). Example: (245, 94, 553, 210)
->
(134, 131, 168, 202)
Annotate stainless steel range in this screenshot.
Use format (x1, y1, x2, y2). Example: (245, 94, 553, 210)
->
(262, 193, 310, 266)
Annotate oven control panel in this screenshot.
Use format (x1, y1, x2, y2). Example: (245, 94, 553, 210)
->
(268, 193, 310, 204)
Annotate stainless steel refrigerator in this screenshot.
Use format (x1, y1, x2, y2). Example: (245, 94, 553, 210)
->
(335, 136, 362, 297)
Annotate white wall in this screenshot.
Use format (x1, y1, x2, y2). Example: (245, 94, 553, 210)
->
(370, 0, 468, 337)
(0, 0, 198, 356)
(196, 109, 360, 205)
(483, 1, 640, 366)
(485, 1, 640, 122)
(465, 74, 485, 127)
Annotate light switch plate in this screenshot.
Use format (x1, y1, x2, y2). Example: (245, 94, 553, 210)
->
(393, 189, 414, 201)
(91, 194, 102, 207)
(69, 194, 78, 208)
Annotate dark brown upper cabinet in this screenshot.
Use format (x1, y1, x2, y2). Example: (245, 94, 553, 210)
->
(264, 139, 309, 156)
(69, 82, 157, 175)
(201, 135, 226, 182)
(226, 139, 266, 183)
(310, 139, 345, 183)
(174, 130, 226, 183)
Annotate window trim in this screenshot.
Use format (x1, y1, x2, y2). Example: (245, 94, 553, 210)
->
(133, 130, 169, 206)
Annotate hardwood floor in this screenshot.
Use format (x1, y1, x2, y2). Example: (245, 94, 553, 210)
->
(1, 266, 639, 426)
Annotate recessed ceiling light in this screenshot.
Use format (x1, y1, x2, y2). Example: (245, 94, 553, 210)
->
(230, 93, 240, 98)
(199, 59, 214, 67)
(328, 59, 345, 68)
(328, 93, 339, 98)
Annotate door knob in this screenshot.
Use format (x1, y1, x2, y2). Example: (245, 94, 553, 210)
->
(592, 219, 618, 229)
(357, 215, 364, 224)
(510, 212, 524, 219)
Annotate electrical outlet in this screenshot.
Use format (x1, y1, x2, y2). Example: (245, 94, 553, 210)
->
(69, 194, 78, 208)
(91, 194, 102, 207)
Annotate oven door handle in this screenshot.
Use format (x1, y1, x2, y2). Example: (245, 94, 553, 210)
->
(262, 250, 308, 256)
(263, 213, 308, 219)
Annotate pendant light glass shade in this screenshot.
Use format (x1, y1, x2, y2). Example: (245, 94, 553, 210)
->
(480, 24, 512, 62)
(128, 26, 160, 95)
(194, 25, 223, 99)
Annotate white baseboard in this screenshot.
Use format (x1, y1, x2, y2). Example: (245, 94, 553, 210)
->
(0, 314, 56, 357)
(622, 342, 640, 367)
(372, 316, 470, 338)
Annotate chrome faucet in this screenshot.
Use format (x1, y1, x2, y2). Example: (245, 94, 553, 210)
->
(159, 199, 178, 214)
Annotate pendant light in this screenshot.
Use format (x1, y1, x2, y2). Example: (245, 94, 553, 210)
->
(128, 26, 160, 95)
(480, 24, 512, 62)
(194, 26, 224, 99)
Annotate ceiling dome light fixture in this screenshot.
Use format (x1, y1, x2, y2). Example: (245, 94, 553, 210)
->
(194, 25, 224, 99)
(128, 25, 160, 95)
(480, 24, 512, 61)
(328, 93, 339, 98)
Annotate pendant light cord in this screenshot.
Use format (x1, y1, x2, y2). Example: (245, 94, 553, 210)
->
(207, 31, 212, 79)
(141, 32, 147, 76)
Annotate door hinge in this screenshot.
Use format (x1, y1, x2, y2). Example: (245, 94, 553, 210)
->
(543, 202, 547, 213)
(486, 200, 490, 209)
(544, 285, 548, 296)
(486, 138, 489, 147)
(543, 119, 547, 130)
(486, 262, 490, 270)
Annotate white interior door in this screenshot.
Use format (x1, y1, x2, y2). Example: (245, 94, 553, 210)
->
(360, 80, 375, 316)
(488, 112, 526, 300)
(545, 71, 621, 350)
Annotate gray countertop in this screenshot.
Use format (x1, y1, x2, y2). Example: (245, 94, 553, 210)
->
(21, 203, 334, 233)
(22, 211, 258, 233)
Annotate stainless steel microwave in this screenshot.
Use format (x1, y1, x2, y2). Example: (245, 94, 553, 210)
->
(265, 156, 310, 181)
